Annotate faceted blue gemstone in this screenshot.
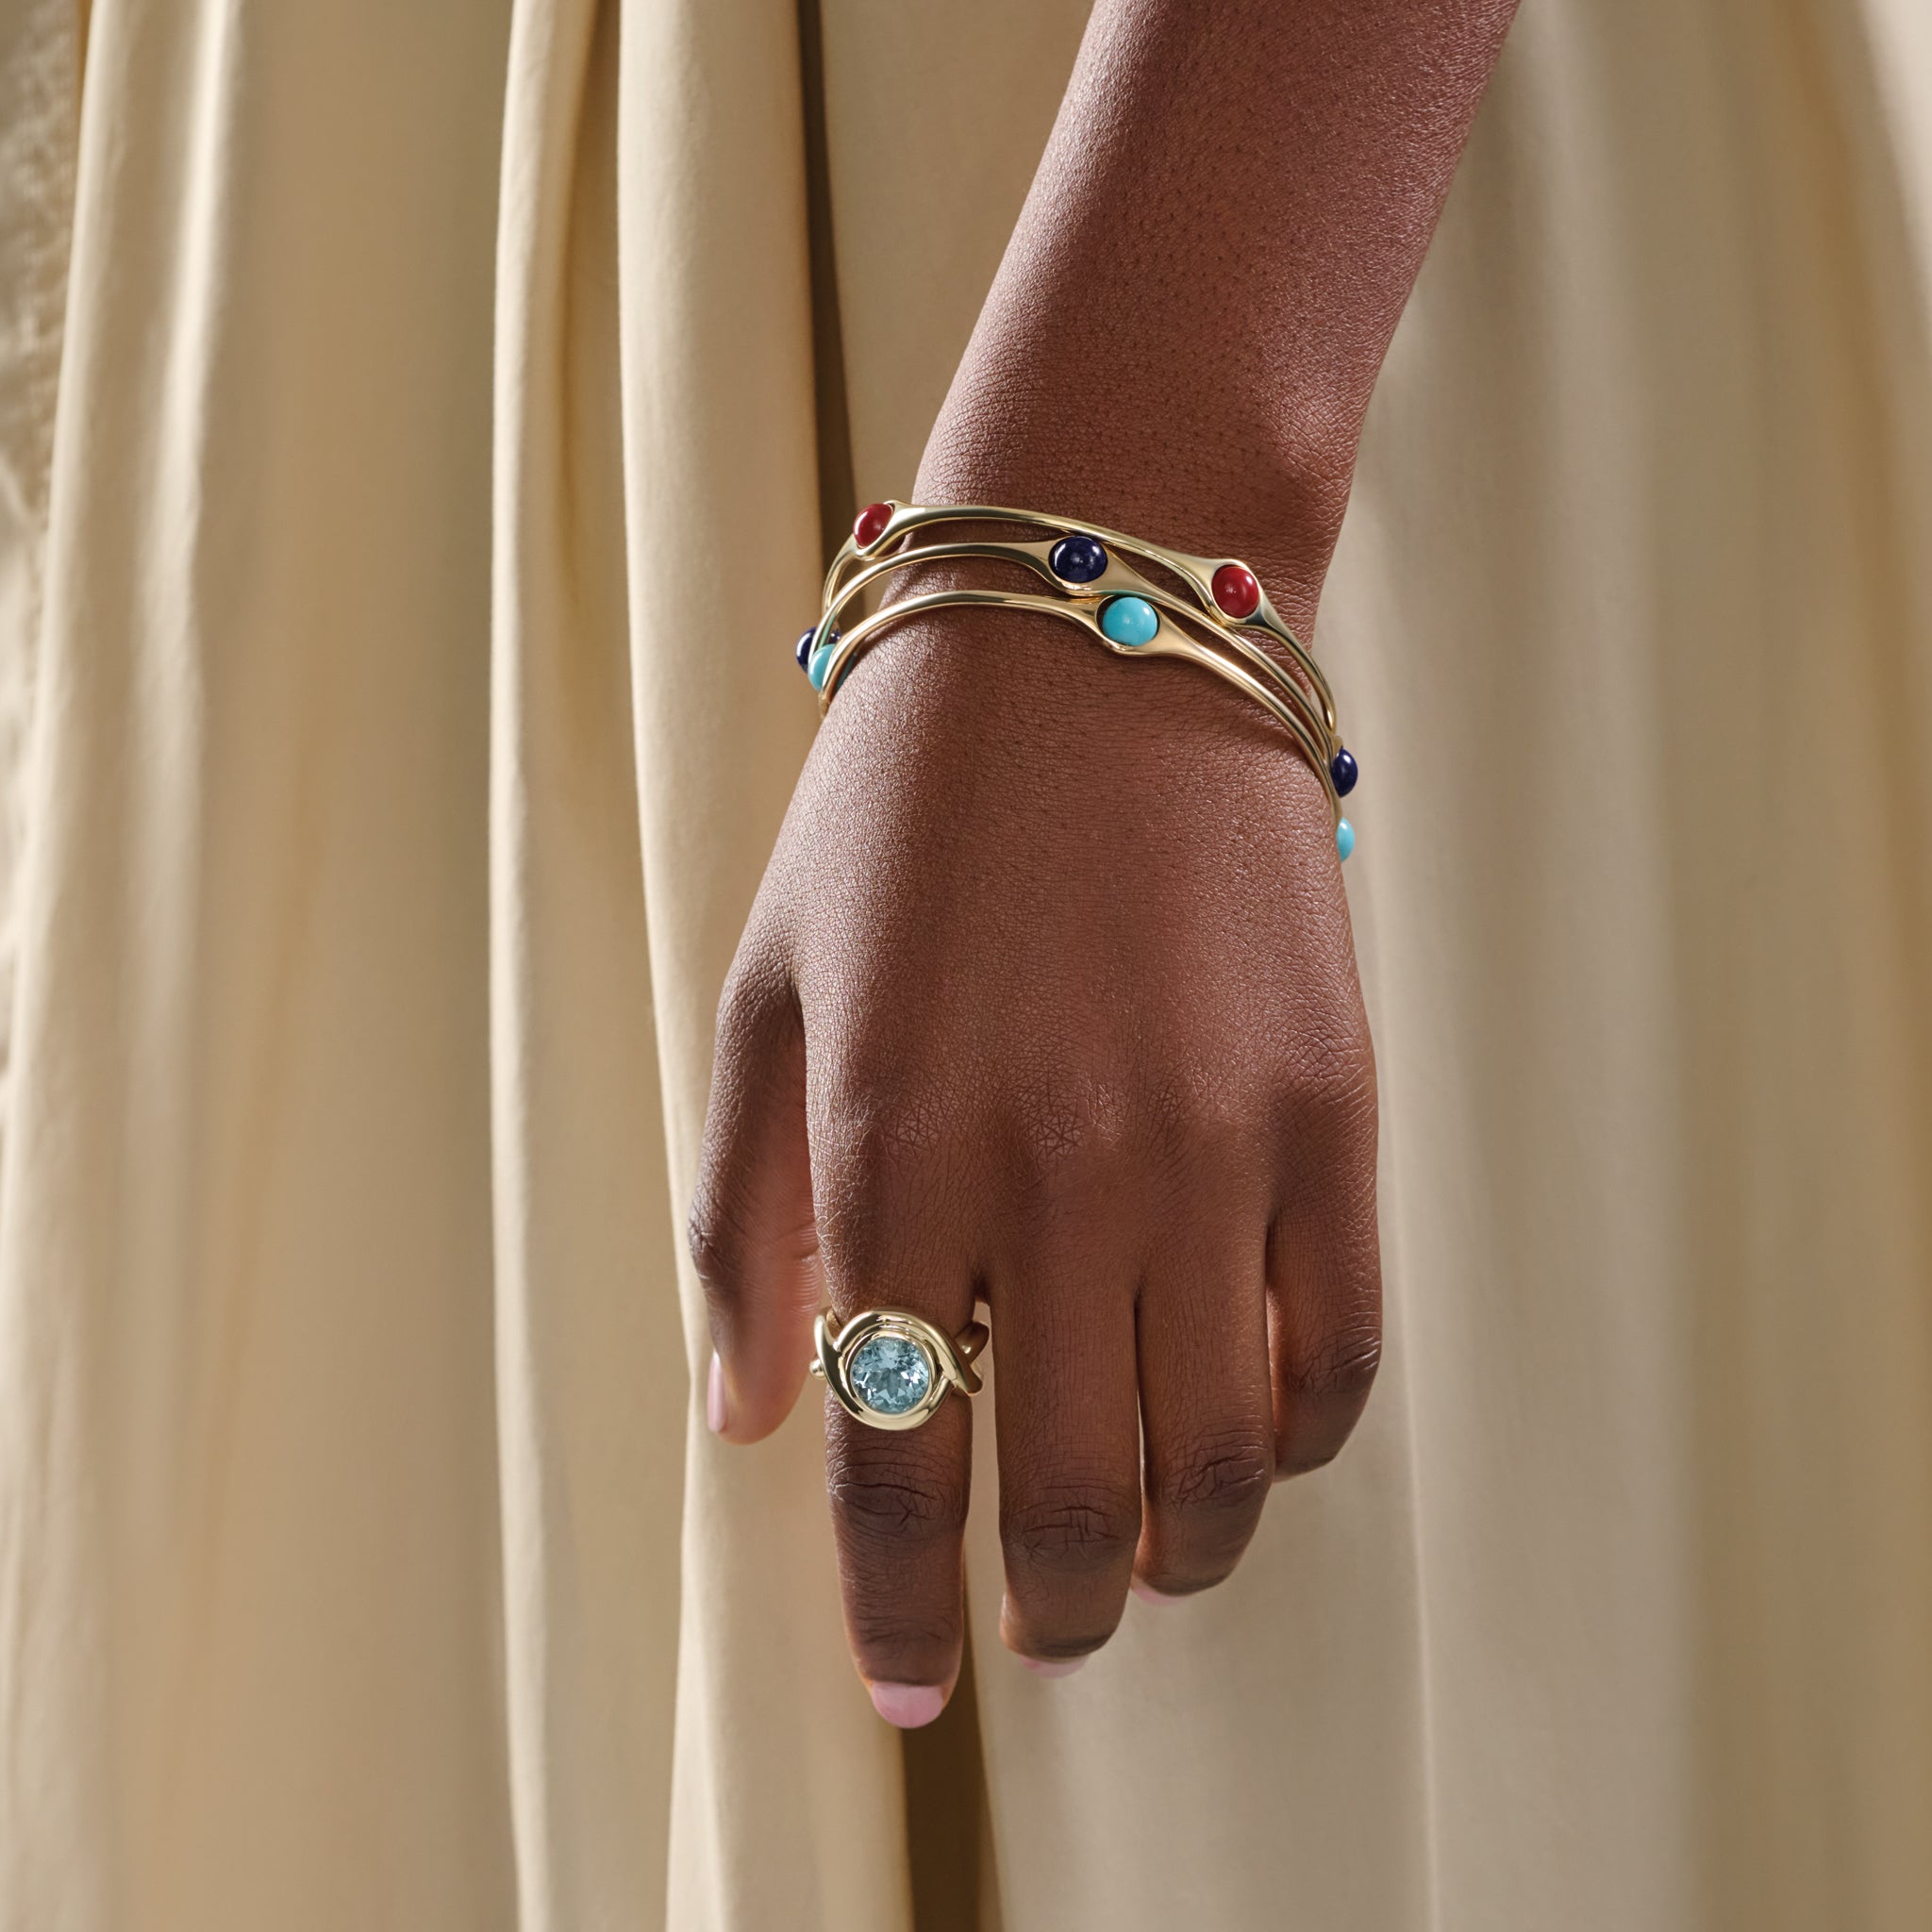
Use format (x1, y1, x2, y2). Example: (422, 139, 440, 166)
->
(849, 1334, 934, 1415)
(1049, 534, 1108, 584)
(1336, 818, 1356, 862)
(1099, 595, 1159, 646)
(1330, 747, 1358, 796)
(794, 627, 817, 671)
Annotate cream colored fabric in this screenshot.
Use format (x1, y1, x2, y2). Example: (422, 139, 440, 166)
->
(1, 0, 1930, 1927)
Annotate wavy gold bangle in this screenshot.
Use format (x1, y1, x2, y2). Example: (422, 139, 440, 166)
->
(790, 500, 1360, 860)
(826, 501, 1339, 731)
(819, 539, 1334, 763)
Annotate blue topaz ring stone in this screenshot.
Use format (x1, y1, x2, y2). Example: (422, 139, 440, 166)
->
(809, 1307, 989, 1431)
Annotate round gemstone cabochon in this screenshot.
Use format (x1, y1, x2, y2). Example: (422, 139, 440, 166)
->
(1048, 533, 1108, 583)
(848, 1334, 934, 1415)
(1211, 562, 1261, 620)
(1330, 747, 1358, 795)
(854, 502, 893, 548)
(794, 626, 817, 671)
(807, 632, 841, 691)
(1099, 594, 1159, 646)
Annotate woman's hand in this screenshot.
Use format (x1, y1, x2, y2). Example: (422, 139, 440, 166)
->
(691, 0, 1516, 1722)
(691, 583, 1378, 1717)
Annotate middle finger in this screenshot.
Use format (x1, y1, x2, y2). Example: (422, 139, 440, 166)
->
(990, 1219, 1142, 1669)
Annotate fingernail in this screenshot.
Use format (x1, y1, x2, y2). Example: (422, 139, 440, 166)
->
(869, 1682, 946, 1728)
(1131, 1579, 1182, 1606)
(706, 1353, 729, 1436)
(1019, 1655, 1085, 1678)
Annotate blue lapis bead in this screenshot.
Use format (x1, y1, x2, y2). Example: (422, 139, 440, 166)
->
(1099, 594, 1158, 647)
(1330, 747, 1358, 796)
(1049, 533, 1108, 584)
(807, 633, 841, 691)
(794, 627, 817, 671)
(1336, 818, 1356, 862)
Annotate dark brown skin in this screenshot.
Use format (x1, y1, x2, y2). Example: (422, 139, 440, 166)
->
(692, 0, 1520, 1724)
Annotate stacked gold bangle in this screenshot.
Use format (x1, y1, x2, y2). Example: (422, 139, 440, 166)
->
(791, 499, 1359, 859)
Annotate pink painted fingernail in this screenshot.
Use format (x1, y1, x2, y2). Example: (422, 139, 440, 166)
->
(869, 1683, 946, 1728)
(1019, 1656, 1086, 1678)
(1131, 1579, 1182, 1606)
(706, 1354, 729, 1435)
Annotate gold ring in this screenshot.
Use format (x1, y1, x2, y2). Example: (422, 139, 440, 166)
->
(808, 1307, 989, 1431)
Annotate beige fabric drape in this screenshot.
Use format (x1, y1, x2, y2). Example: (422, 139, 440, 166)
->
(2, 0, 1930, 1927)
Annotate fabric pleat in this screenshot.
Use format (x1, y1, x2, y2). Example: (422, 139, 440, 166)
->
(491, 0, 681, 1924)
(0, 1, 1929, 1928)
(1, 1, 520, 1924)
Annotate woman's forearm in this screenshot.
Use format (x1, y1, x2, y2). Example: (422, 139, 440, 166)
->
(921, 0, 1520, 619)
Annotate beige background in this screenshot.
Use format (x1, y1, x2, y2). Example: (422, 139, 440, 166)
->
(1, 0, 1930, 1926)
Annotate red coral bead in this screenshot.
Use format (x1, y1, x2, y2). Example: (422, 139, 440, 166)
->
(854, 502, 893, 548)
(1211, 562, 1261, 620)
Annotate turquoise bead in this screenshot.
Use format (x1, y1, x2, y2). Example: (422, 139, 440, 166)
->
(1336, 818, 1356, 862)
(807, 640, 839, 691)
(1099, 594, 1159, 646)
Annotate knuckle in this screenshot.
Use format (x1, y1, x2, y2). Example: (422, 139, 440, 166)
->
(1282, 1318, 1383, 1406)
(714, 934, 788, 1041)
(998, 1069, 1132, 1204)
(1140, 1067, 1272, 1196)
(691, 946, 801, 1305)
(812, 1074, 961, 1263)
(826, 1059, 955, 1170)
(1152, 1424, 1274, 1521)
(826, 1444, 968, 1550)
(687, 1187, 747, 1302)
(1002, 1476, 1141, 1574)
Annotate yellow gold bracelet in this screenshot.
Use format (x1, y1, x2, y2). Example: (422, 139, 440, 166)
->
(791, 500, 1360, 860)
(819, 541, 1334, 767)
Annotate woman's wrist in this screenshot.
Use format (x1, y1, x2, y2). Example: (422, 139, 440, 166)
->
(902, 0, 1519, 634)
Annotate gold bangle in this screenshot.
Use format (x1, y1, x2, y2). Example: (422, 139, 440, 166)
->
(824, 586, 1341, 821)
(820, 538, 1334, 764)
(808, 1307, 989, 1431)
(825, 501, 1339, 735)
(791, 500, 1361, 859)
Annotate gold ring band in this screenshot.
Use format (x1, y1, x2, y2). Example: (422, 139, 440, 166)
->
(808, 1307, 989, 1431)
